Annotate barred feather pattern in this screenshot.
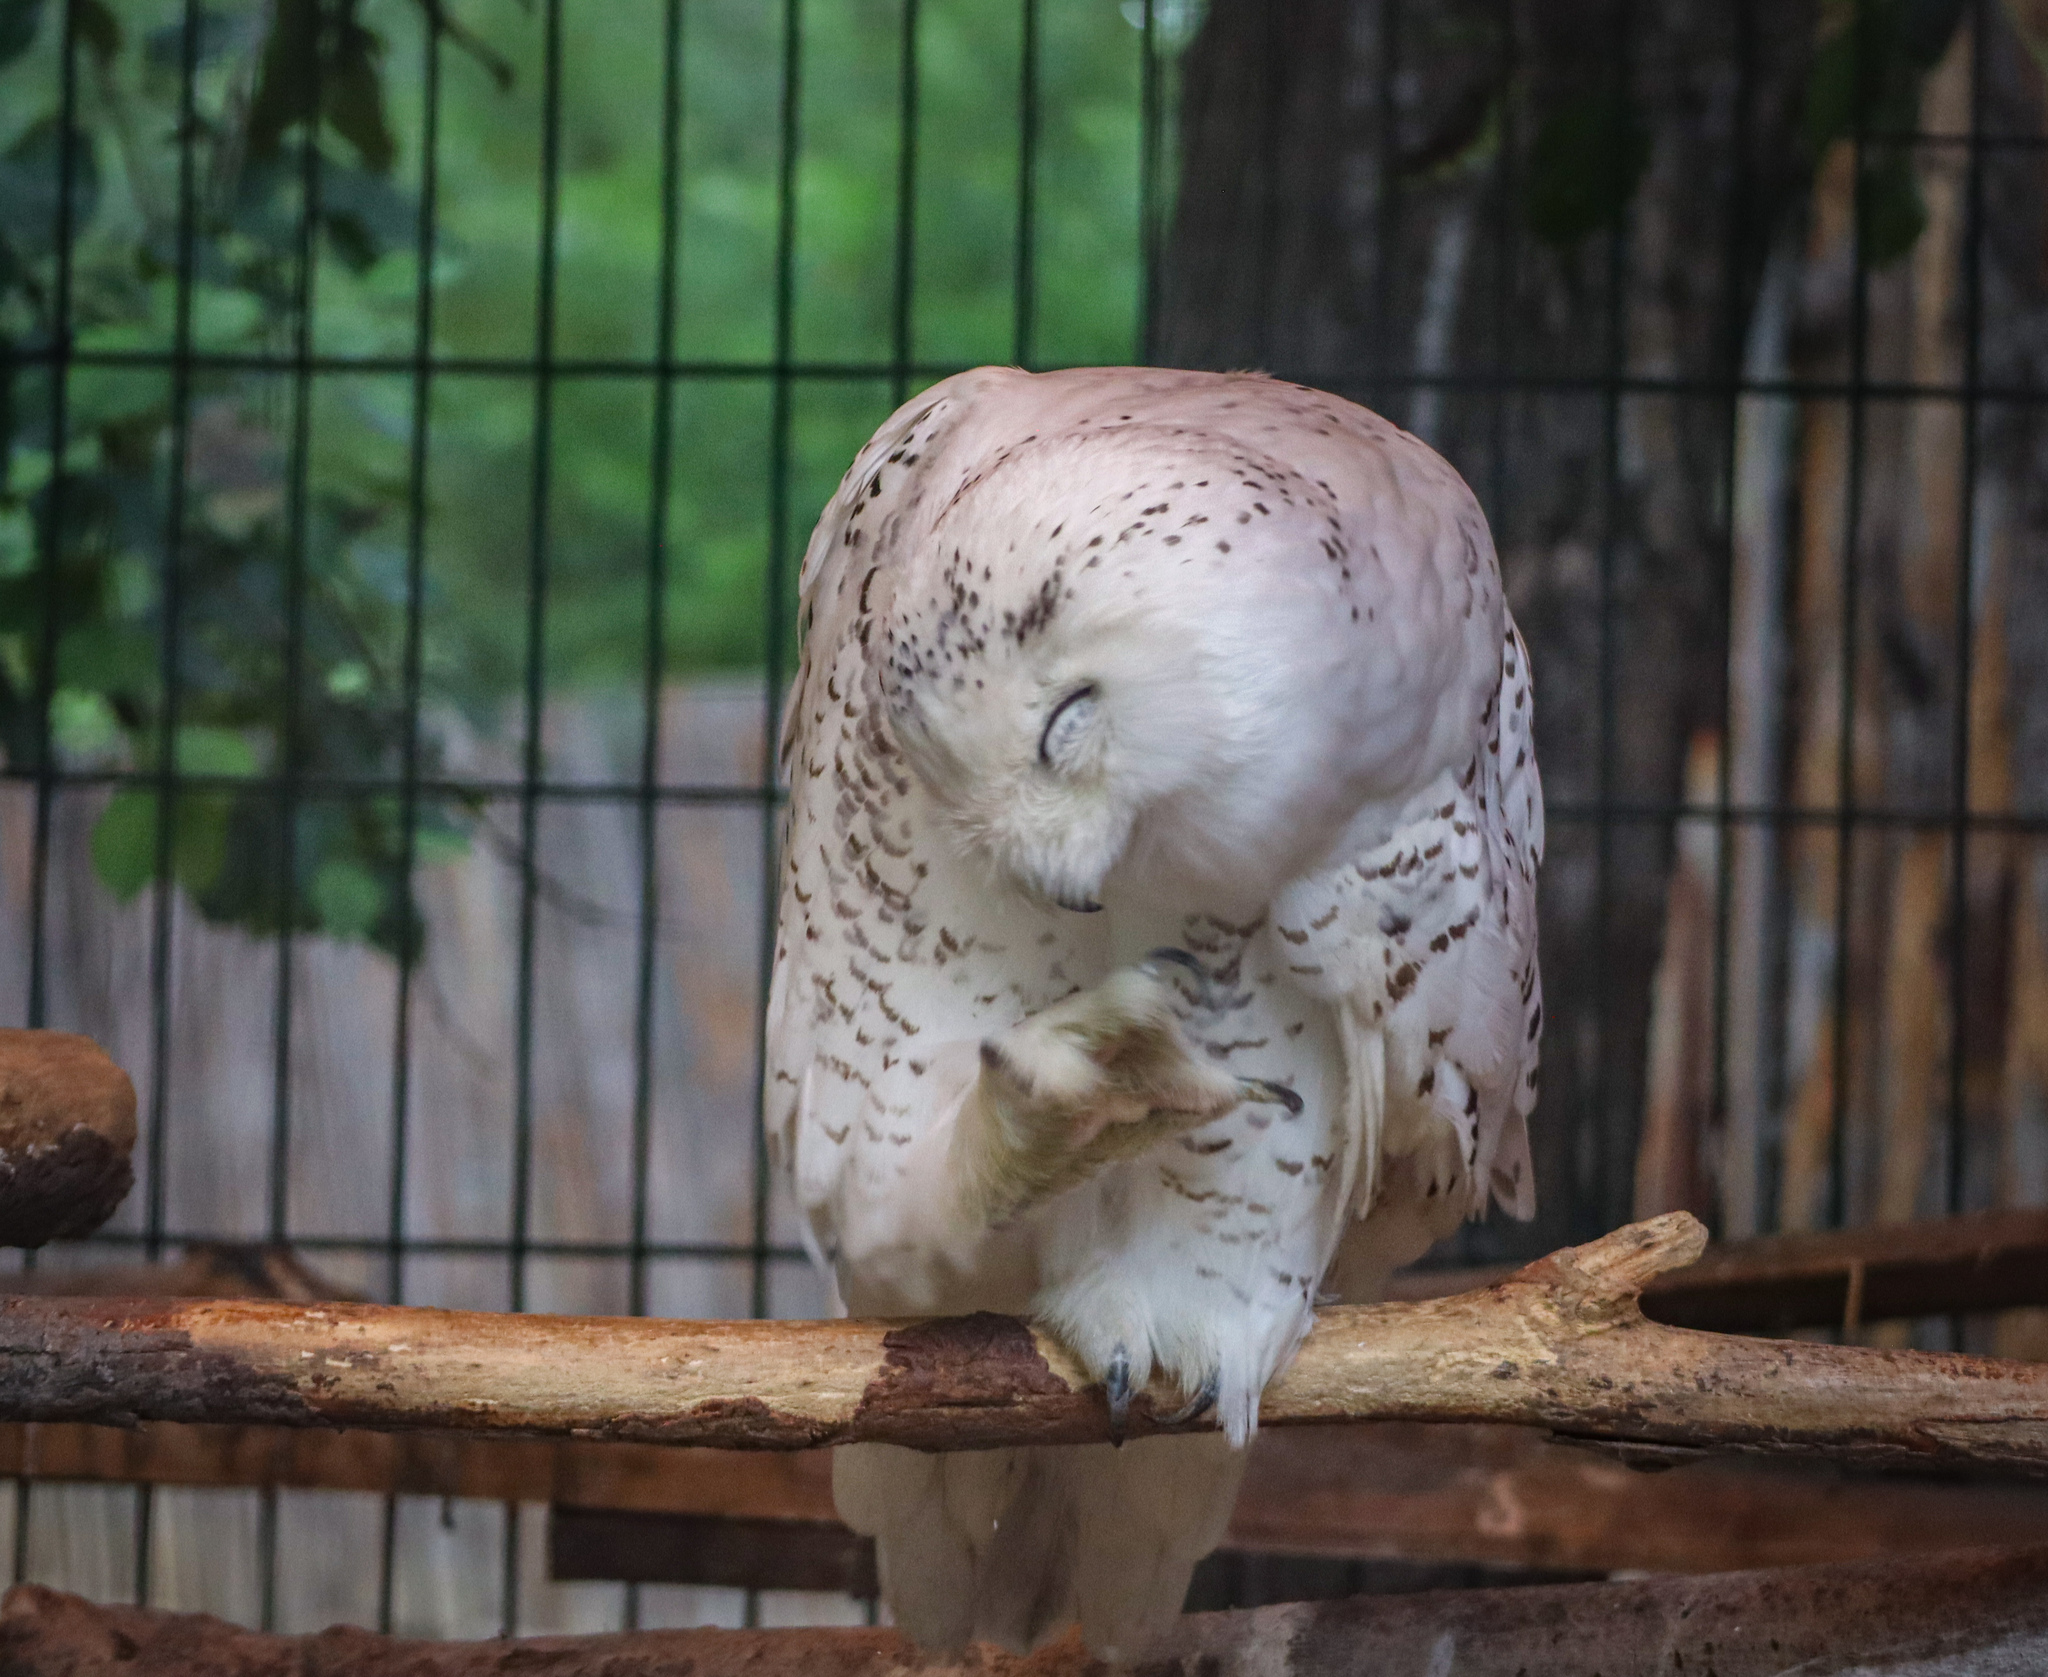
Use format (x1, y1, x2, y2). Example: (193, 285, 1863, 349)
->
(764, 367, 1542, 1657)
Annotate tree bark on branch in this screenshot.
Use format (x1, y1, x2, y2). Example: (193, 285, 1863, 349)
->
(6, 1545, 2048, 1676)
(3, 1215, 2047, 1476)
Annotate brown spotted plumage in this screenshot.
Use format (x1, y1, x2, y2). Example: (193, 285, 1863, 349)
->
(764, 368, 1542, 1659)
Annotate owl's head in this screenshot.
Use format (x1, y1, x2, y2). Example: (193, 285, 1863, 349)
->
(875, 426, 1377, 918)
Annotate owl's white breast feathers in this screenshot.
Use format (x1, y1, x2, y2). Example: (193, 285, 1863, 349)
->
(768, 363, 1541, 1350)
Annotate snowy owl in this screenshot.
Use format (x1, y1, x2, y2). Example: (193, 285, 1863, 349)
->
(765, 366, 1542, 1658)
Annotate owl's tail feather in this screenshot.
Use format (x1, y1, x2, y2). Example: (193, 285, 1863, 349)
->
(833, 1434, 1246, 1660)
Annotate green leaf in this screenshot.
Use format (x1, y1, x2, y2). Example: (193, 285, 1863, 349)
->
(171, 793, 233, 895)
(1525, 92, 1650, 247)
(246, 0, 320, 162)
(56, 622, 157, 695)
(413, 825, 469, 867)
(1859, 151, 1928, 268)
(310, 856, 385, 939)
(90, 790, 158, 900)
(0, 506, 32, 578)
(75, 0, 120, 63)
(48, 687, 120, 758)
(320, 165, 414, 270)
(0, 0, 43, 67)
(324, 20, 395, 174)
(248, 1, 396, 174)
(174, 725, 259, 778)
(0, 119, 102, 262)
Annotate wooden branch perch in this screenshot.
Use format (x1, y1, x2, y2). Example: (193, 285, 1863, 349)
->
(1388, 1204, 2048, 1332)
(8, 1545, 2048, 1676)
(0, 1031, 135, 1248)
(4, 1214, 2047, 1475)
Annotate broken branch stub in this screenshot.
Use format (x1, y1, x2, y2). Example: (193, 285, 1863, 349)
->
(3, 1214, 2047, 1475)
(0, 1031, 136, 1248)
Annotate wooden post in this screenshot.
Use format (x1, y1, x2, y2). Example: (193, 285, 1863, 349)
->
(0, 1032, 136, 1249)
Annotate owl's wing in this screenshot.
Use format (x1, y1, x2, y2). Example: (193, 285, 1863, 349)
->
(1273, 609, 1544, 1295)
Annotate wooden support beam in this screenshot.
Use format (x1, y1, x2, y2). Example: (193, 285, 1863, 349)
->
(550, 1506, 879, 1596)
(14, 1415, 2048, 1583)
(5, 1216, 2048, 1474)
(1387, 1204, 2048, 1331)
(6, 1546, 2048, 1674)
(0, 1420, 838, 1520)
(0, 1032, 135, 1249)
(0, 1243, 361, 1302)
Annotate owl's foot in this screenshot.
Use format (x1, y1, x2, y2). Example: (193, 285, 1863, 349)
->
(1161, 1369, 1221, 1426)
(957, 951, 1270, 1224)
(1101, 1346, 1218, 1443)
(1104, 1343, 1134, 1444)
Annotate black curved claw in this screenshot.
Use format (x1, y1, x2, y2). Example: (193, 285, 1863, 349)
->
(1241, 1077, 1305, 1116)
(1162, 1369, 1220, 1427)
(1144, 947, 1212, 1007)
(1104, 1343, 1133, 1447)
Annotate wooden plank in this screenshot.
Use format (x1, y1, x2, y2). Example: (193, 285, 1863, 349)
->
(16, 1416, 2048, 1582)
(550, 1506, 878, 1596)
(6, 1546, 2048, 1674)
(1229, 1423, 2048, 1574)
(0, 1421, 837, 1520)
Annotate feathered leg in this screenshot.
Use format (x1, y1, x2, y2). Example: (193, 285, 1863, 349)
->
(833, 1433, 1246, 1659)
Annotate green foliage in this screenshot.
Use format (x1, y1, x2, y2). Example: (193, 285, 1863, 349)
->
(1803, 0, 1966, 268)
(1524, 90, 1648, 247)
(0, 0, 1150, 955)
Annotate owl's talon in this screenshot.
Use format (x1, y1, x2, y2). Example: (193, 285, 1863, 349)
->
(1240, 1077, 1304, 1115)
(1142, 947, 1211, 1008)
(1162, 1370, 1219, 1427)
(1104, 1343, 1133, 1445)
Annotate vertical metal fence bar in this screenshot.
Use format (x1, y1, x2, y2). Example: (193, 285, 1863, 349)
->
(1483, 0, 1516, 533)
(1136, 0, 1160, 363)
(259, 2, 326, 1620)
(376, 3, 444, 1633)
(1708, 0, 1760, 1242)
(630, 0, 687, 1331)
(1943, 0, 1988, 1253)
(256, 1486, 279, 1631)
(752, 0, 803, 1331)
(511, 0, 567, 1324)
(743, 0, 806, 1629)
(374, 1492, 400, 1635)
(502, 0, 570, 1635)
(621, 4, 688, 1626)
(134, 0, 210, 1605)
(13, 0, 87, 1585)
(1251, 4, 1282, 372)
(1827, 0, 1876, 1233)
(1586, 0, 1634, 1237)
(147, 0, 206, 1262)
(891, 0, 920, 404)
(1013, 0, 1039, 369)
(1374, 0, 1403, 414)
(24, 0, 83, 1036)
(270, 0, 325, 1270)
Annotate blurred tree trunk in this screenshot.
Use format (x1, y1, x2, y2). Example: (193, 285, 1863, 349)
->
(1153, 0, 1818, 1253)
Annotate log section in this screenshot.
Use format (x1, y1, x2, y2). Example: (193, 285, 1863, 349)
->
(0, 1031, 135, 1248)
